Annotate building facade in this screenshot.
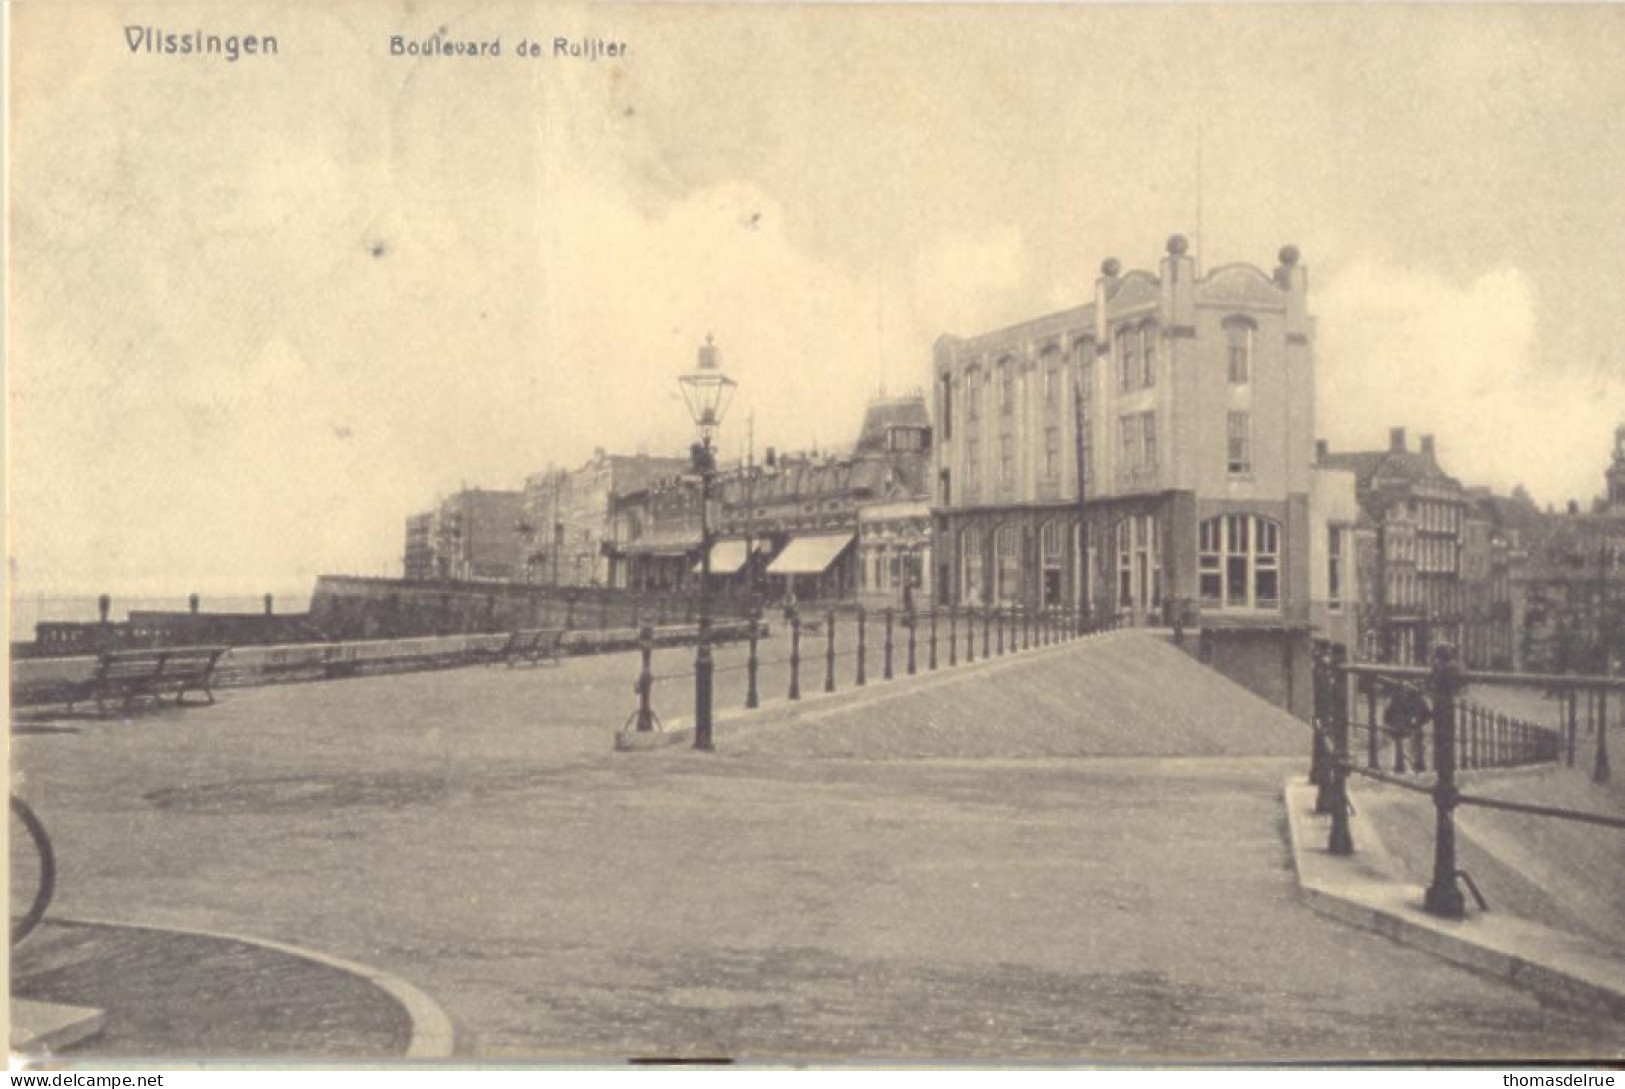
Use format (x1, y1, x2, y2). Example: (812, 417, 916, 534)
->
(931, 236, 1315, 629)
(1318, 429, 1470, 666)
(521, 450, 690, 587)
(406, 488, 525, 582)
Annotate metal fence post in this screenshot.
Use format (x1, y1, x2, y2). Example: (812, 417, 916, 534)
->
(825, 608, 837, 694)
(789, 610, 802, 701)
(1024, 606, 1032, 651)
(907, 607, 917, 676)
(1328, 645, 1355, 855)
(856, 606, 868, 687)
(1567, 690, 1577, 767)
(746, 611, 760, 710)
(982, 606, 991, 659)
(884, 608, 895, 680)
(1366, 675, 1379, 769)
(1424, 645, 1467, 919)
(634, 624, 656, 731)
(996, 608, 1005, 656)
(1597, 684, 1611, 784)
(949, 607, 958, 667)
(928, 608, 938, 671)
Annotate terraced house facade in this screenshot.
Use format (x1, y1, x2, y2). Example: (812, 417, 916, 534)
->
(931, 235, 1316, 626)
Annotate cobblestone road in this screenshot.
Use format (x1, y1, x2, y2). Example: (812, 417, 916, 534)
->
(13, 633, 1624, 1061)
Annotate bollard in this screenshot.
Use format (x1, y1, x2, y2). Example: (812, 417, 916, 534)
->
(634, 625, 657, 731)
(856, 606, 868, 687)
(789, 610, 802, 701)
(928, 608, 938, 671)
(825, 608, 837, 694)
(1328, 645, 1354, 855)
(884, 609, 895, 680)
(746, 612, 761, 710)
(949, 607, 958, 666)
(982, 606, 991, 660)
(907, 607, 917, 676)
(1423, 645, 1467, 919)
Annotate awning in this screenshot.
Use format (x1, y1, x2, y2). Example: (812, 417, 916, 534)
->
(617, 534, 700, 557)
(766, 533, 855, 576)
(692, 539, 750, 576)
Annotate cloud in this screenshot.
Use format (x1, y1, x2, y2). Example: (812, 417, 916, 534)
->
(1317, 258, 1623, 508)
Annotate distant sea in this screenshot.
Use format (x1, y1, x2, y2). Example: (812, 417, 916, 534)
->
(8, 592, 314, 643)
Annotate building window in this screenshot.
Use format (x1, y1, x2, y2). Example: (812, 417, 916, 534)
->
(1142, 411, 1157, 469)
(1079, 412, 1093, 492)
(1000, 358, 1015, 415)
(1118, 327, 1137, 390)
(1328, 526, 1343, 611)
(1041, 521, 1065, 608)
(961, 529, 983, 604)
(1043, 353, 1059, 404)
(1121, 413, 1140, 470)
(966, 439, 979, 490)
(1198, 514, 1282, 610)
(1225, 318, 1253, 384)
(995, 524, 1022, 604)
(999, 433, 1014, 486)
(967, 372, 981, 421)
(938, 468, 951, 506)
(1140, 321, 1157, 387)
(1115, 514, 1160, 611)
(1227, 411, 1251, 474)
(940, 374, 953, 441)
(1044, 426, 1060, 479)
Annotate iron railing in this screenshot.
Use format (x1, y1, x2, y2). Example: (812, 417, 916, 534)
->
(1309, 642, 1623, 919)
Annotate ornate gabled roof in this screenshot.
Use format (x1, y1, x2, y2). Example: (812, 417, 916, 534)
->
(1198, 263, 1287, 309)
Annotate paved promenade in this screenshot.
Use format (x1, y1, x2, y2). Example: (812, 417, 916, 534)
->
(12, 632, 1624, 1061)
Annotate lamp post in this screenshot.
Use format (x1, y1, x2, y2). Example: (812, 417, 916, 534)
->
(679, 334, 737, 752)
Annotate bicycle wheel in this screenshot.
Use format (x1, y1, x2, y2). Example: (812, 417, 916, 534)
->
(10, 796, 55, 945)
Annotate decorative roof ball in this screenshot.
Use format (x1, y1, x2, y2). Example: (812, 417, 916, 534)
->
(1278, 244, 1301, 267)
(1101, 257, 1121, 277)
(1166, 234, 1189, 256)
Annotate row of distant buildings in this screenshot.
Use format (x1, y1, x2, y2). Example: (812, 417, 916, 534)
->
(402, 394, 935, 612)
(401, 234, 1624, 673)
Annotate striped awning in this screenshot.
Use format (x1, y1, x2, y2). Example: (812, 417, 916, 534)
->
(766, 533, 855, 575)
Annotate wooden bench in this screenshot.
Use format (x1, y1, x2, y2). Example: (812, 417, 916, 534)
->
(491, 629, 565, 668)
(76, 647, 226, 714)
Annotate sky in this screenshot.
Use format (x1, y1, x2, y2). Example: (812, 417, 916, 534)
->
(9, 2, 1625, 597)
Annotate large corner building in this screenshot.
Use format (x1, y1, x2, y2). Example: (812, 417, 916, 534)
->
(931, 235, 1315, 627)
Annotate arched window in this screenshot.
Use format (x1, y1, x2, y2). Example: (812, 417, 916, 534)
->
(1139, 320, 1157, 387)
(961, 528, 984, 604)
(1198, 514, 1281, 610)
(994, 524, 1023, 605)
(1224, 317, 1255, 385)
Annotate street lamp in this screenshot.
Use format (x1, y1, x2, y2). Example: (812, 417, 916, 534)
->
(679, 334, 737, 752)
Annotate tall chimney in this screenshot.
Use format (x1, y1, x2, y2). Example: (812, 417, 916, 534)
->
(1420, 434, 1436, 459)
(1315, 439, 1329, 462)
(1389, 427, 1407, 453)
